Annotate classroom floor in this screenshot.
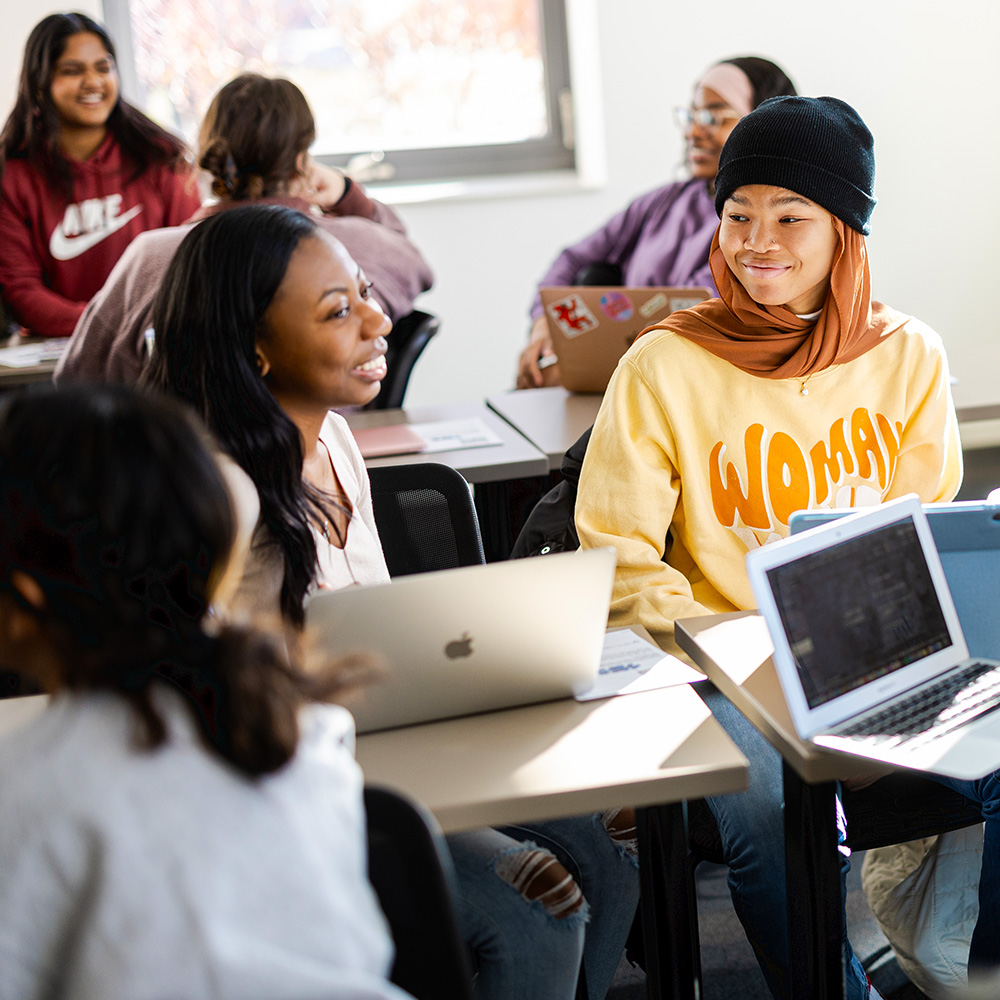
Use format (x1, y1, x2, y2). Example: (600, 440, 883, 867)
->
(608, 853, 932, 1000)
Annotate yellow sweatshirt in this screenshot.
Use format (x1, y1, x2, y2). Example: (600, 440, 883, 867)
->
(575, 318, 963, 650)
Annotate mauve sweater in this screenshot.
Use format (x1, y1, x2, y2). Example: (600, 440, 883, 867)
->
(530, 178, 719, 319)
(55, 185, 433, 385)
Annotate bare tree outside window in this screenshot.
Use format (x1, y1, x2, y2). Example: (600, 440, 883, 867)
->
(106, 0, 574, 184)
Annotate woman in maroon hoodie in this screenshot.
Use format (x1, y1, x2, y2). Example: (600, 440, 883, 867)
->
(0, 12, 200, 337)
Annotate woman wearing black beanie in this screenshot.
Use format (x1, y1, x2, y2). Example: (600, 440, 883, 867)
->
(575, 95, 986, 998)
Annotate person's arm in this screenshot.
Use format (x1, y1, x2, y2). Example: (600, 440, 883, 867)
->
(304, 161, 407, 233)
(884, 322, 963, 503)
(0, 185, 85, 337)
(575, 357, 714, 650)
(55, 229, 180, 385)
(518, 186, 673, 388)
(516, 315, 562, 390)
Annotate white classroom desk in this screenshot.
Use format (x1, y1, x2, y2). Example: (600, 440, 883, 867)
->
(356, 682, 746, 833)
(344, 399, 548, 483)
(486, 386, 602, 471)
(356, 682, 748, 1000)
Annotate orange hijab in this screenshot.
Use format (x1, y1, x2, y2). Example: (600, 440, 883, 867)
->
(649, 218, 907, 378)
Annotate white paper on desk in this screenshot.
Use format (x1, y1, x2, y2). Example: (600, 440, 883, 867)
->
(0, 338, 69, 368)
(410, 418, 503, 452)
(576, 628, 705, 701)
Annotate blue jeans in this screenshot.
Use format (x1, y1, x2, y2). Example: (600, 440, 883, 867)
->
(932, 771, 1000, 970)
(697, 685, 869, 1000)
(447, 814, 639, 1000)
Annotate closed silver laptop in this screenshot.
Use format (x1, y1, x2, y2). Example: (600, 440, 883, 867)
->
(305, 548, 616, 733)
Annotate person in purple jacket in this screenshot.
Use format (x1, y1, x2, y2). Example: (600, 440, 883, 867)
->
(517, 55, 795, 389)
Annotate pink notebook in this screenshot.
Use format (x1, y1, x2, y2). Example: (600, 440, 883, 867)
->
(351, 424, 427, 458)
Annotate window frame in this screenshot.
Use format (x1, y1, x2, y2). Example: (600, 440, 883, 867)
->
(101, 0, 576, 188)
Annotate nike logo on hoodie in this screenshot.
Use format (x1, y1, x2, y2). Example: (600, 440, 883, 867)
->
(49, 195, 143, 261)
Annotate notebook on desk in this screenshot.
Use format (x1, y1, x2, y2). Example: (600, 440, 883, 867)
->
(351, 418, 504, 458)
(746, 496, 1000, 779)
(305, 547, 616, 733)
(539, 286, 712, 393)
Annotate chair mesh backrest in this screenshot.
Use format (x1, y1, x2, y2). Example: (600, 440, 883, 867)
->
(368, 464, 485, 577)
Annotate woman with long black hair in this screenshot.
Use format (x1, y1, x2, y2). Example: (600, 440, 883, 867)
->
(144, 202, 640, 1000)
(0, 383, 407, 998)
(0, 12, 199, 337)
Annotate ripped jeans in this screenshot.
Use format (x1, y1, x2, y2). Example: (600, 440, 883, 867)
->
(447, 811, 640, 1000)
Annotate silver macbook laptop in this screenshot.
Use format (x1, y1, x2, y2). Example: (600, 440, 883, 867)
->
(747, 496, 1000, 779)
(790, 501, 1000, 659)
(305, 547, 616, 733)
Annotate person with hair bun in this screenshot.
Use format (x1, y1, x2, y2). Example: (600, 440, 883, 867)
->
(518, 55, 796, 388)
(576, 96, 964, 998)
(56, 72, 433, 385)
(0, 383, 411, 1000)
(0, 12, 200, 338)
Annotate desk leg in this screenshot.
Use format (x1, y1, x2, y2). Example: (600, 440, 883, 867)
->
(782, 762, 843, 1000)
(636, 802, 701, 1000)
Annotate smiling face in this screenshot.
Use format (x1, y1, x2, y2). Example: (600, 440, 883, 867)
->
(684, 84, 742, 181)
(719, 185, 840, 314)
(257, 230, 392, 414)
(48, 32, 119, 134)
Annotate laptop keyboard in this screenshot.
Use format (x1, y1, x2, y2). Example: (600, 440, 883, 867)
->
(839, 661, 1000, 747)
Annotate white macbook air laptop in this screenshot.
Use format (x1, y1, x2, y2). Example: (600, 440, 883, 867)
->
(305, 547, 616, 733)
(790, 501, 1000, 660)
(746, 495, 1000, 779)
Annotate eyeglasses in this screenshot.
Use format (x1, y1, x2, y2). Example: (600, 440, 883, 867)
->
(673, 107, 741, 129)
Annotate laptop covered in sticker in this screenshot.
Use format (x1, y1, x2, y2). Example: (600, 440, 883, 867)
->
(538, 286, 712, 393)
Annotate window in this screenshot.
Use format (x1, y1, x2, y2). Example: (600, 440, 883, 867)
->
(103, 0, 575, 186)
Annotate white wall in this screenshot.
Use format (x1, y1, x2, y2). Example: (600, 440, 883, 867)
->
(398, 0, 1000, 417)
(4, 0, 999, 421)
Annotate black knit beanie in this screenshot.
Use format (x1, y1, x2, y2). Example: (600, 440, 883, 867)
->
(713, 96, 876, 235)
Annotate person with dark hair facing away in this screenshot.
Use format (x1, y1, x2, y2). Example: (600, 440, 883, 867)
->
(0, 383, 413, 1000)
(576, 96, 965, 998)
(0, 12, 200, 338)
(518, 55, 796, 388)
(56, 72, 433, 386)
(142, 202, 640, 1000)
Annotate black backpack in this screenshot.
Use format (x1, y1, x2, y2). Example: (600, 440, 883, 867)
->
(510, 426, 592, 558)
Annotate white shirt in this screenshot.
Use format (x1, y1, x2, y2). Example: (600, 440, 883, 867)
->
(0, 689, 412, 1000)
(229, 412, 390, 632)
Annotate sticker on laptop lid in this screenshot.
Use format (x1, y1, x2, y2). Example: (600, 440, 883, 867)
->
(547, 294, 599, 338)
(669, 296, 706, 312)
(599, 290, 634, 321)
(639, 292, 669, 318)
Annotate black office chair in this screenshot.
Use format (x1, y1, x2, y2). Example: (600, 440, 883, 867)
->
(365, 785, 474, 1000)
(371, 309, 440, 410)
(367, 462, 485, 576)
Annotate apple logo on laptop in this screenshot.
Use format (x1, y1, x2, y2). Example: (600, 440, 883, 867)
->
(445, 632, 474, 659)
